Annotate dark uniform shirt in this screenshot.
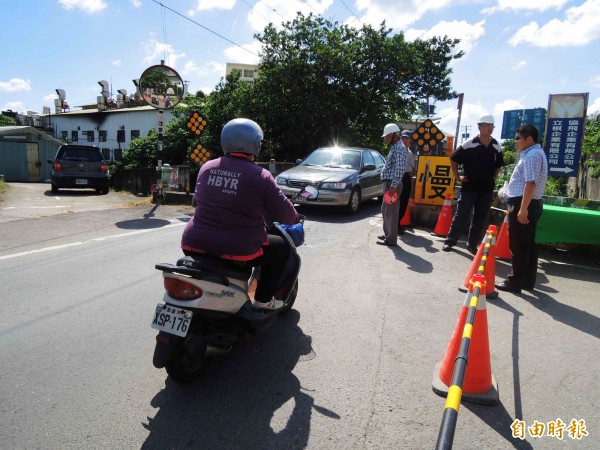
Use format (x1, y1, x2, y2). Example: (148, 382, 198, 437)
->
(450, 135, 503, 193)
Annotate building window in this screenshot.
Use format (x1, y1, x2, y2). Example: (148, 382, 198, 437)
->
(86, 130, 94, 142)
(71, 130, 78, 142)
(61, 131, 68, 141)
(117, 129, 125, 143)
(131, 130, 140, 140)
(243, 69, 255, 78)
(101, 148, 110, 160)
(99, 130, 107, 142)
(114, 149, 123, 161)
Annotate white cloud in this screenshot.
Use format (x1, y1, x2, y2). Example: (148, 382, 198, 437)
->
(111, 60, 122, 66)
(493, 98, 526, 117)
(355, 0, 455, 30)
(512, 60, 527, 70)
(58, 0, 107, 14)
(131, 0, 141, 8)
(181, 60, 224, 78)
(247, 0, 334, 32)
(223, 41, 262, 65)
(0, 78, 31, 92)
(588, 96, 600, 114)
(509, 0, 600, 47)
(482, 0, 570, 15)
(143, 39, 186, 68)
(591, 74, 600, 87)
(43, 93, 57, 103)
(1, 101, 28, 114)
(189, 0, 235, 15)
(405, 20, 486, 55)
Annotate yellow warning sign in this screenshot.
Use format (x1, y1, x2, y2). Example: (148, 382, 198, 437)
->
(415, 156, 455, 206)
(412, 118, 446, 152)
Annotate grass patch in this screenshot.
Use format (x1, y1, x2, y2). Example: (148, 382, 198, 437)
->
(0, 178, 7, 194)
(125, 197, 153, 207)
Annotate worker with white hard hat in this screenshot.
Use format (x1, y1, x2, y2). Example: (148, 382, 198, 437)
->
(442, 113, 504, 254)
(378, 123, 411, 247)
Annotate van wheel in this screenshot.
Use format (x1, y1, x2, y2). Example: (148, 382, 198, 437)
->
(51, 184, 59, 194)
(346, 188, 361, 214)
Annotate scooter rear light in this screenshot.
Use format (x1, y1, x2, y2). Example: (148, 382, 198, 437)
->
(164, 277, 203, 300)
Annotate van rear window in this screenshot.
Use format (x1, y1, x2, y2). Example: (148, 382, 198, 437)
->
(58, 148, 102, 162)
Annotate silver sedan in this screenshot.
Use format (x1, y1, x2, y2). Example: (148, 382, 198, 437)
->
(276, 147, 386, 214)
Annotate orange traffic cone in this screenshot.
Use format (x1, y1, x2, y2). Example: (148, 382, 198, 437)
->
(458, 226, 498, 299)
(495, 211, 511, 259)
(431, 193, 454, 237)
(400, 198, 413, 226)
(432, 273, 499, 404)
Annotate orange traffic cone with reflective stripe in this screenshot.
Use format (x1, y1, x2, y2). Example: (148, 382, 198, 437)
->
(458, 225, 498, 299)
(431, 193, 454, 237)
(400, 198, 413, 226)
(495, 211, 511, 259)
(432, 273, 499, 404)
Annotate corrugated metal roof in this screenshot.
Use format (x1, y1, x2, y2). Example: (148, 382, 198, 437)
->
(0, 126, 64, 145)
(52, 105, 162, 116)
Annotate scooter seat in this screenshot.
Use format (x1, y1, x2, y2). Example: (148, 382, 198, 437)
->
(177, 255, 253, 280)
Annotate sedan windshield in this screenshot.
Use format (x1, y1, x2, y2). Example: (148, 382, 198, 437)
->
(302, 148, 361, 170)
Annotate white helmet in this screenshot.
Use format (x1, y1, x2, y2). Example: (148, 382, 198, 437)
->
(382, 123, 400, 137)
(477, 114, 495, 125)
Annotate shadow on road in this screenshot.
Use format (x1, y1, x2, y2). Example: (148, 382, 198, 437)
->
(43, 189, 103, 197)
(115, 204, 188, 230)
(295, 199, 381, 224)
(141, 310, 337, 449)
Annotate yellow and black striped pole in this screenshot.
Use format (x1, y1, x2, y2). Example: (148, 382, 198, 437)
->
(435, 273, 487, 450)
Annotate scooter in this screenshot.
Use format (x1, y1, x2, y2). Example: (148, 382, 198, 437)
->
(150, 189, 316, 384)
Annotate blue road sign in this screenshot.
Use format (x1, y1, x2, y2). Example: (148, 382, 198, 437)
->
(544, 118, 584, 177)
(501, 108, 547, 140)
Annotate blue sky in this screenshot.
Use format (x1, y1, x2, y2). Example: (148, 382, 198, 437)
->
(1, 0, 599, 141)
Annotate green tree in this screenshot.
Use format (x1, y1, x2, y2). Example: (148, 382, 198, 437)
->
(247, 13, 462, 161)
(0, 114, 17, 126)
(582, 112, 600, 178)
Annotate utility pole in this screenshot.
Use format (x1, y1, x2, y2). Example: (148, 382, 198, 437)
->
(461, 125, 472, 143)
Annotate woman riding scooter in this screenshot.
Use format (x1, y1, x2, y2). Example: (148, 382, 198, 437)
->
(181, 118, 299, 310)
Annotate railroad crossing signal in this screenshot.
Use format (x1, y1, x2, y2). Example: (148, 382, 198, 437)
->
(185, 111, 212, 167)
(412, 118, 445, 152)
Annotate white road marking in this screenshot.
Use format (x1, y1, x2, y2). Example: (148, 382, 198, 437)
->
(0, 221, 186, 261)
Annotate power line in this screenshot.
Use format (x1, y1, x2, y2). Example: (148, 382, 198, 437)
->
(338, 0, 363, 26)
(239, 0, 272, 23)
(257, 0, 288, 22)
(151, 0, 259, 57)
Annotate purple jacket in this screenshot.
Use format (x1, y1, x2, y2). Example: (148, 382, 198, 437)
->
(181, 155, 299, 259)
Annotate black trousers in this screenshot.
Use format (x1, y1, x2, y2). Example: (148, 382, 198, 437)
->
(398, 172, 412, 226)
(507, 197, 543, 288)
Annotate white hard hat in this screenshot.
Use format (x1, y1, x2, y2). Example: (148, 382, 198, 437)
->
(477, 114, 495, 125)
(382, 123, 400, 137)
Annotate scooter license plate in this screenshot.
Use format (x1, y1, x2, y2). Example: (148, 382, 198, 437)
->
(151, 303, 192, 337)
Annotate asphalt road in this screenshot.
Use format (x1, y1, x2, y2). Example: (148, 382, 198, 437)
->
(0, 183, 599, 449)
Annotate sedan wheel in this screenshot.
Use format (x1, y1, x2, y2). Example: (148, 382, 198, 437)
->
(346, 188, 361, 214)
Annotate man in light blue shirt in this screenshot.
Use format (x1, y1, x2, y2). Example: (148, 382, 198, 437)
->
(496, 124, 548, 294)
(378, 123, 410, 246)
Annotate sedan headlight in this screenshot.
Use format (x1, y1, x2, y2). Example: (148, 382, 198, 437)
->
(276, 177, 287, 186)
(320, 182, 347, 189)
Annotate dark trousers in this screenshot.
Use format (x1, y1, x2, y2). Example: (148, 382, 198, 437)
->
(398, 172, 412, 226)
(185, 234, 290, 302)
(445, 190, 494, 247)
(507, 197, 543, 288)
